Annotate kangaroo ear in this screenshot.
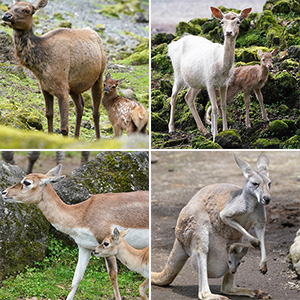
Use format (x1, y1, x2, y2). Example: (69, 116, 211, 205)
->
(239, 7, 252, 21)
(211, 7, 224, 20)
(257, 154, 269, 177)
(241, 245, 249, 256)
(233, 154, 254, 178)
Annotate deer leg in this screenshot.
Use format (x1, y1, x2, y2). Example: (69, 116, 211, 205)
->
(66, 246, 91, 300)
(254, 88, 269, 122)
(243, 90, 251, 128)
(57, 92, 70, 136)
(25, 151, 41, 174)
(254, 224, 267, 274)
(151, 239, 189, 286)
(207, 86, 219, 141)
(114, 124, 123, 137)
(91, 74, 103, 139)
(185, 87, 209, 136)
(219, 86, 228, 131)
(42, 89, 54, 133)
(169, 80, 183, 133)
(69, 92, 84, 138)
(139, 278, 149, 300)
(105, 256, 122, 300)
(221, 272, 271, 299)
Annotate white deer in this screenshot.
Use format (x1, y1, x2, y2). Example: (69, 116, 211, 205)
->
(93, 227, 149, 300)
(205, 48, 279, 128)
(1, 165, 149, 300)
(152, 154, 271, 300)
(168, 6, 251, 141)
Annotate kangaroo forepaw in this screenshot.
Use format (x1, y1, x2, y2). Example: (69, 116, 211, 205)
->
(250, 238, 260, 248)
(253, 289, 272, 299)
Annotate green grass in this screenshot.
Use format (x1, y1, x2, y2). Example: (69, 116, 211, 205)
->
(0, 236, 145, 299)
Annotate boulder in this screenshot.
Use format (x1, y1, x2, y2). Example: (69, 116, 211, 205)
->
(0, 162, 50, 280)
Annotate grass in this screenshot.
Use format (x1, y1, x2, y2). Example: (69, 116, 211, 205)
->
(0, 235, 145, 299)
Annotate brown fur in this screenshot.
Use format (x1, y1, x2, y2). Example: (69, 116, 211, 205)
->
(102, 73, 148, 137)
(2, 0, 106, 138)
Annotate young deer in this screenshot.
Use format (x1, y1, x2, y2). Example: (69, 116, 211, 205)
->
(152, 154, 271, 300)
(1, 165, 149, 300)
(93, 228, 149, 300)
(205, 48, 279, 128)
(102, 73, 148, 137)
(168, 7, 251, 141)
(2, 0, 106, 138)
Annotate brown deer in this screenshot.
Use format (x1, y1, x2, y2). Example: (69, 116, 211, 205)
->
(102, 73, 148, 137)
(205, 48, 279, 128)
(2, 0, 106, 138)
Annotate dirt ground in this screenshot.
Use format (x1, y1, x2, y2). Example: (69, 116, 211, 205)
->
(151, 151, 300, 300)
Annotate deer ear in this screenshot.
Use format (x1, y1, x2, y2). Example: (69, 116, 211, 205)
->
(239, 7, 252, 21)
(271, 47, 279, 56)
(113, 228, 120, 241)
(257, 154, 269, 177)
(105, 73, 111, 80)
(210, 7, 223, 20)
(119, 228, 130, 238)
(33, 0, 48, 12)
(39, 175, 66, 186)
(257, 49, 263, 58)
(233, 154, 254, 178)
(46, 164, 62, 177)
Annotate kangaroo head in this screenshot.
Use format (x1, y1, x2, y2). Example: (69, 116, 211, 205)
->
(234, 154, 271, 205)
(211, 7, 252, 38)
(227, 243, 249, 274)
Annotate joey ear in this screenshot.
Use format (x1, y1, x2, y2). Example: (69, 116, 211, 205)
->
(257, 154, 269, 177)
(33, 0, 48, 12)
(46, 164, 62, 177)
(239, 7, 252, 21)
(233, 154, 254, 178)
(210, 7, 224, 20)
(39, 175, 66, 186)
(241, 245, 249, 257)
(271, 47, 279, 56)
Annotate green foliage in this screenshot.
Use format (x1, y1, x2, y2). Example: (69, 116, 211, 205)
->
(0, 236, 145, 299)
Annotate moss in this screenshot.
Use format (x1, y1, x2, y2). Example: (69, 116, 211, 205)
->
(95, 23, 106, 32)
(278, 58, 299, 71)
(272, 0, 292, 14)
(253, 138, 281, 149)
(282, 135, 300, 148)
(278, 104, 289, 114)
(176, 21, 202, 36)
(215, 130, 242, 149)
(235, 46, 269, 63)
(123, 48, 149, 65)
(260, 120, 289, 138)
(151, 33, 174, 46)
(151, 112, 168, 132)
(191, 136, 222, 149)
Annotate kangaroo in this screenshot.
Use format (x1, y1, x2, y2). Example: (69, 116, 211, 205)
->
(226, 242, 249, 274)
(102, 73, 148, 137)
(93, 228, 149, 300)
(152, 154, 271, 300)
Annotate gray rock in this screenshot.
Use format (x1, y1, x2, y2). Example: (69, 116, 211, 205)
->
(0, 31, 14, 63)
(0, 161, 50, 280)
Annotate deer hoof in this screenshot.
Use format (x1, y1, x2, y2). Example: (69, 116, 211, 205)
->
(254, 289, 272, 299)
(259, 264, 268, 274)
(250, 238, 260, 248)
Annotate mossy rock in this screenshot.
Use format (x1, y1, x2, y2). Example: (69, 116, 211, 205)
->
(253, 137, 281, 149)
(256, 10, 278, 31)
(151, 112, 168, 132)
(272, 0, 292, 14)
(260, 120, 289, 138)
(176, 21, 201, 36)
(282, 135, 300, 148)
(151, 33, 175, 46)
(279, 58, 299, 71)
(215, 129, 242, 149)
(282, 118, 297, 133)
(151, 43, 173, 74)
(58, 20, 72, 28)
(191, 135, 222, 149)
(278, 104, 289, 114)
(235, 46, 269, 63)
(124, 48, 149, 65)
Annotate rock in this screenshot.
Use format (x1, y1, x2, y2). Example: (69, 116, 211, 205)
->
(119, 88, 137, 100)
(191, 135, 222, 149)
(0, 31, 14, 63)
(134, 12, 147, 23)
(0, 162, 50, 280)
(290, 228, 300, 276)
(215, 129, 242, 149)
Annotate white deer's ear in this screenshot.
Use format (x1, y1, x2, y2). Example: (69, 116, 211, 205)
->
(233, 154, 254, 178)
(33, 0, 48, 12)
(257, 154, 269, 177)
(239, 8, 252, 21)
(46, 164, 62, 177)
(39, 175, 66, 186)
(210, 7, 224, 20)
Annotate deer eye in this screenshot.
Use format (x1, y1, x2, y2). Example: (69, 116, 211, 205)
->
(220, 21, 224, 25)
(24, 9, 31, 14)
(103, 242, 109, 247)
(23, 180, 31, 186)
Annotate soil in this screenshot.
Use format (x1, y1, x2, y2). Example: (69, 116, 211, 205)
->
(151, 151, 300, 300)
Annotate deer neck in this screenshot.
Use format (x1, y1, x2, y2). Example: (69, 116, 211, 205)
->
(13, 27, 46, 76)
(102, 92, 119, 110)
(222, 36, 236, 74)
(260, 64, 269, 80)
(37, 184, 78, 228)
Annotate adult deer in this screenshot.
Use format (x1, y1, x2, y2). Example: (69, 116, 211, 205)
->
(168, 7, 251, 141)
(152, 154, 271, 299)
(2, 0, 106, 138)
(1, 165, 149, 300)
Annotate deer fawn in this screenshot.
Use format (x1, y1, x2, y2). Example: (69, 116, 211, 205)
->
(102, 73, 148, 137)
(152, 154, 271, 300)
(168, 7, 251, 141)
(1, 165, 149, 300)
(93, 228, 149, 300)
(205, 48, 279, 128)
(2, 0, 106, 138)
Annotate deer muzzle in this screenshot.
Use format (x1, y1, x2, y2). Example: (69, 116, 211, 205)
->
(2, 12, 13, 22)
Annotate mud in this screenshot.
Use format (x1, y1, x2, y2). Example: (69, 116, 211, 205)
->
(151, 151, 300, 300)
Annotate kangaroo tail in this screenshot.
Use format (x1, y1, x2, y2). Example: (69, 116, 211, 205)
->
(151, 239, 189, 286)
